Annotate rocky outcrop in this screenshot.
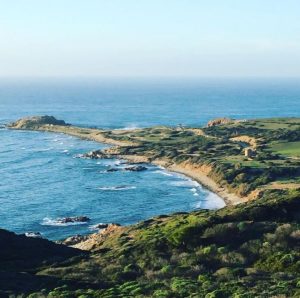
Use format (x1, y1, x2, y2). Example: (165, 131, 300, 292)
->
(124, 165, 147, 172)
(57, 216, 90, 224)
(7, 115, 69, 129)
(207, 117, 234, 127)
(82, 149, 111, 159)
(92, 223, 110, 229)
(106, 165, 147, 172)
(59, 234, 89, 246)
(64, 224, 124, 251)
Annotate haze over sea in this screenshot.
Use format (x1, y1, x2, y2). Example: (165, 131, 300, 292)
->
(1, 78, 300, 240)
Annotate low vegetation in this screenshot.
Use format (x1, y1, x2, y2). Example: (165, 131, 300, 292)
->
(3, 189, 299, 297)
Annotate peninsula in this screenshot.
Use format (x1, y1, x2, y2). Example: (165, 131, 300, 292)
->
(2, 115, 300, 297)
(8, 115, 300, 205)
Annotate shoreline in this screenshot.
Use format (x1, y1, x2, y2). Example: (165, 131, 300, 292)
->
(8, 123, 245, 206)
(165, 163, 247, 206)
(122, 155, 246, 205)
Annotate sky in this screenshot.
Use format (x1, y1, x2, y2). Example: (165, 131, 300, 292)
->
(0, 0, 300, 78)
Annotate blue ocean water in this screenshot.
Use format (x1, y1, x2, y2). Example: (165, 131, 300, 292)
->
(1, 78, 300, 240)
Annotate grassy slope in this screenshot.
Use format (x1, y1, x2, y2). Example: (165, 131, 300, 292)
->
(28, 189, 300, 297)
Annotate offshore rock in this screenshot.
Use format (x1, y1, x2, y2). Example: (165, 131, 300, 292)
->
(124, 165, 147, 172)
(7, 115, 69, 129)
(57, 216, 91, 224)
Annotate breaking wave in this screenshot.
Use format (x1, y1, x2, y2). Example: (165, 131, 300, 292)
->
(97, 185, 137, 191)
(41, 217, 88, 227)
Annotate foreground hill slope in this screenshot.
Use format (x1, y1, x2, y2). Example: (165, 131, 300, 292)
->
(0, 229, 84, 296)
(3, 189, 298, 297)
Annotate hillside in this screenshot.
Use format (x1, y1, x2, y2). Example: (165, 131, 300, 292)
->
(0, 229, 84, 296)
(4, 116, 300, 297)
(2, 189, 300, 297)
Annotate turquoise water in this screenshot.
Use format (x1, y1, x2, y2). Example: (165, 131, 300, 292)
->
(1, 78, 300, 240)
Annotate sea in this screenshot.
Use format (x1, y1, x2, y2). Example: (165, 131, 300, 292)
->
(1, 77, 300, 240)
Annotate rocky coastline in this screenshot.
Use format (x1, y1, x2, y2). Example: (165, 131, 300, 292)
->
(8, 115, 243, 206)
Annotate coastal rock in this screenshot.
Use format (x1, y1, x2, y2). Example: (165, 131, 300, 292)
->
(83, 150, 107, 159)
(7, 115, 69, 129)
(57, 216, 91, 224)
(63, 223, 123, 250)
(60, 234, 88, 246)
(207, 117, 234, 127)
(91, 223, 120, 230)
(93, 223, 109, 229)
(124, 165, 147, 172)
(106, 168, 119, 172)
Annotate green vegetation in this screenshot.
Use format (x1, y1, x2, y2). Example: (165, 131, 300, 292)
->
(101, 118, 300, 197)
(271, 141, 300, 157)
(4, 189, 299, 297)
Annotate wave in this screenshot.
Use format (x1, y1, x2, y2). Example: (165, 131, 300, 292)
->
(41, 217, 88, 227)
(88, 223, 107, 231)
(62, 149, 69, 153)
(97, 185, 137, 191)
(115, 124, 140, 131)
(154, 170, 173, 177)
(171, 180, 199, 188)
(195, 192, 226, 209)
(36, 147, 53, 152)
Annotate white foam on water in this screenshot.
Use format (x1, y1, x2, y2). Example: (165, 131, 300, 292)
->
(38, 147, 52, 152)
(41, 217, 88, 227)
(171, 180, 199, 188)
(195, 192, 226, 210)
(154, 170, 173, 177)
(97, 185, 137, 191)
(88, 224, 106, 231)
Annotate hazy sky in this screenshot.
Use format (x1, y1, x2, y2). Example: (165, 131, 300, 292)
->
(0, 0, 300, 77)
